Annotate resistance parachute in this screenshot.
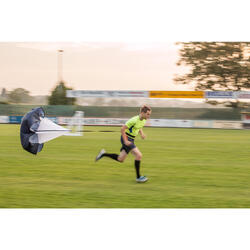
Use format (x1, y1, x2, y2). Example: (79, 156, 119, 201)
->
(20, 107, 70, 154)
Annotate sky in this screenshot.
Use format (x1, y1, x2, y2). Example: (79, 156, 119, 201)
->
(1, 1, 249, 97)
(0, 42, 192, 95)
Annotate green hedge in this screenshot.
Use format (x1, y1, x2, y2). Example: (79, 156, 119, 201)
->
(0, 104, 243, 120)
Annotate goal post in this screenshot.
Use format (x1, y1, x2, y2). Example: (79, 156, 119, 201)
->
(65, 111, 84, 136)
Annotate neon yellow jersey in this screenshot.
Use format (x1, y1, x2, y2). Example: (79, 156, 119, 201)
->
(125, 115, 146, 138)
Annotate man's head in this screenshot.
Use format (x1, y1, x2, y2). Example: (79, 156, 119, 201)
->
(140, 105, 152, 120)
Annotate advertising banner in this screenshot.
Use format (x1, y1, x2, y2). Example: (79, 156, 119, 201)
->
(193, 120, 213, 128)
(8, 116, 57, 124)
(84, 118, 128, 126)
(213, 121, 242, 129)
(205, 91, 235, 99)
(149, 91, 204, 98)
(235, 91, 250, 99)
(241, 112, 250, 124)
(9, 116, 23, 124)
(0, 116, 9, 123)
(66, 90, 149, 98)
(67, 90, 250, 99)
(150, 119, 193, 128)
(58, 117, 128, 126)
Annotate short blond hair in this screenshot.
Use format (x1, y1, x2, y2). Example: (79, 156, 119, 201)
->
(140, 105, 151, 113)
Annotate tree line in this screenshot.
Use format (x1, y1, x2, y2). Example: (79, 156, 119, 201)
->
(175, 42, 250, 108)
(0, 81, 76, 105)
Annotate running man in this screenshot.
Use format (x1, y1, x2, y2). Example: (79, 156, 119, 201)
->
(95, 105, 152, 183)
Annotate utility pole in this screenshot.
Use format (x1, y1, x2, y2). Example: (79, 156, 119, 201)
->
(57, 49, 64, 83)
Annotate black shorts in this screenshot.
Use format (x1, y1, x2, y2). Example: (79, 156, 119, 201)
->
(120, 135, 136, 154)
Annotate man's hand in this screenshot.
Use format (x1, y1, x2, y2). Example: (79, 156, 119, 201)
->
(125, 140, 132, 146)
(139, 129, 146, 140)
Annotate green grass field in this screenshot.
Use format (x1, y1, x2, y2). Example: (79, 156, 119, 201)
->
(1, 124, 250, 208)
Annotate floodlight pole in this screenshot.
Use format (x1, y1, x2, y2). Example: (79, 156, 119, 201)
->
(57, 49, 64, 83)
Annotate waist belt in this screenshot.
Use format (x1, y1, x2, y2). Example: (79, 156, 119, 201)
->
(126, 132, 135, 138)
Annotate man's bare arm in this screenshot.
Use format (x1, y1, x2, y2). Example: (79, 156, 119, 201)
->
(139, 129, 146, 139)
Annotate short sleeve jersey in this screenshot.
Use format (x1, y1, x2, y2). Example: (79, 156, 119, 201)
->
(125, 115, 146, 138)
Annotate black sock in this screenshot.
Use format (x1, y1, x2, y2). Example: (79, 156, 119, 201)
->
(135, 160, 141, 178)
(102, 153, 119, 161)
